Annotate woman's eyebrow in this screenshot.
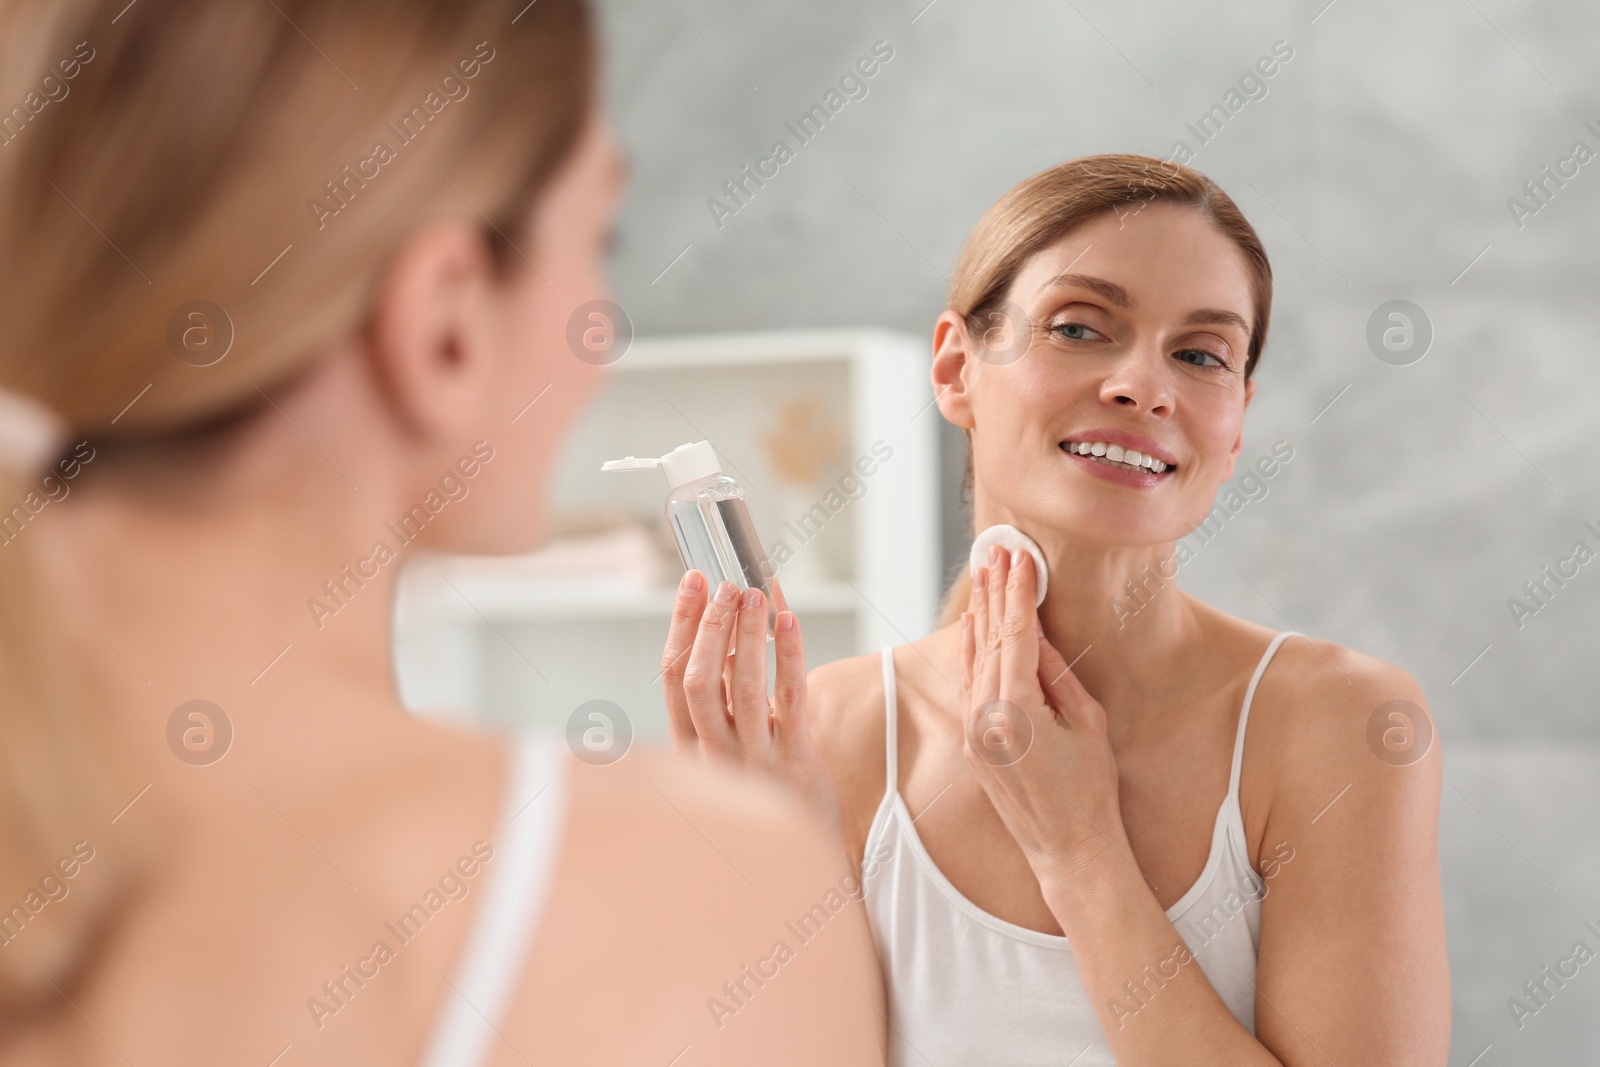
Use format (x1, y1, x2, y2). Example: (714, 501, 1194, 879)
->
(1182, 308, 1250, 333)
(1035, 272, 1130, 307)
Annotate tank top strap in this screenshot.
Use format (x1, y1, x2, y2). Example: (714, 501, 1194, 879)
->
(415, 733, 568, 1067)
(880, 645, 898, 791)
(1227, 631, 1299, 798)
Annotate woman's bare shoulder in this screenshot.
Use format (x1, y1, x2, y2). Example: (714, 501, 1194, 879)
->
(1183, 598, 1433, 777)
(560, 745, 850, 859)
(806, 651, 890, 755)
(1248, 631, 1441, 834)
(508, 747, 886, 1064)
(805, 650, 893, 846)
(1256, 633, 1433, 749)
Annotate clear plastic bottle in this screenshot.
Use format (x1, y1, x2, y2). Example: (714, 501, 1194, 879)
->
(602, 441, 787, 639)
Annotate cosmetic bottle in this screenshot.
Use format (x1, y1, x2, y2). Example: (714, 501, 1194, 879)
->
(603, 440, 787, 639)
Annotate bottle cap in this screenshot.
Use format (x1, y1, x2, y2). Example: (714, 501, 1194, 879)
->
(601, 440, 722, 489)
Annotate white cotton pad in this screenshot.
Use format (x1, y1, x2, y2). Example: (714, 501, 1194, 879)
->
(969, 523, 1048, 606)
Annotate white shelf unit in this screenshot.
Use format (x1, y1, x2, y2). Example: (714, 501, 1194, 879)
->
(394, 329, 942, 736)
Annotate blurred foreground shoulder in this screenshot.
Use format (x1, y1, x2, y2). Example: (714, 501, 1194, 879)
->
(504, 746, 886, 1067)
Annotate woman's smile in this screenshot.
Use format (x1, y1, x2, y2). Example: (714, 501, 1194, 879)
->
(1059, 427, 1180, 488)
(1059, 441, 1173, 487)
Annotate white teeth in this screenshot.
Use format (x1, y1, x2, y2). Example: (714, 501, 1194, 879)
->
(1065, 440, 1171, 473)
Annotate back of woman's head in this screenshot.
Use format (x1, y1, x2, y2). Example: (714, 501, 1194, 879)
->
(935, 154, 1273, 627)
(0, 0, 593, 1006)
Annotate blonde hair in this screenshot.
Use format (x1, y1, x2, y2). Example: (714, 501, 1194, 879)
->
(0, 0, 593, 1005)
(934, 155, 1274, 629)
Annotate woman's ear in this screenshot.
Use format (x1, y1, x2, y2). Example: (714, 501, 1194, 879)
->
(364, 220, 499, 444)
(931, 310, 978, 430)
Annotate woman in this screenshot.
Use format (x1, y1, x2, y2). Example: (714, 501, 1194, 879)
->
(0, 1, 884, 1063)
(663, 157, 1450, 1064)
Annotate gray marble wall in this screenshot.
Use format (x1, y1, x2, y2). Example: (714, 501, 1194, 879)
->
(595, 0, 1600, 1060)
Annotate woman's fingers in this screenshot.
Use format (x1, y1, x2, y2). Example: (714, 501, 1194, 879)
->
(1037, 633, 1102, 732)
(960, 610, 975, 698)
(727, 587, 773, 757)
(661, 570, 708, 752)
(1001, 550, 1042, 709)
(983, 546, 1010, 696)
(681, 580, 741, 757)
(970, 563, 989, 652)
(771, 609, 808, 741)
(988, 546, 1010, 641)
(970, 563, 992, 695)
(1035, 634, 1072, 724)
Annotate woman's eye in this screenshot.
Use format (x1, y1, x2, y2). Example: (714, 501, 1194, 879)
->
(1053, 321, 1102, 342)
(1177, 348, 1226, 369)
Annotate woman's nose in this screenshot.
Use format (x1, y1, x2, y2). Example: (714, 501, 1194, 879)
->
(1098, 345, 1175, 415)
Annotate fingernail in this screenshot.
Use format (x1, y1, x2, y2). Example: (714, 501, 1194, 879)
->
(1012, 548, 1025, 569)
(714, 581, 737, 604)
(742, 587, 763, 609)
(777, 611, 796, 632)
(989, 545, 1003, 566)
(680, 570, 704, 594)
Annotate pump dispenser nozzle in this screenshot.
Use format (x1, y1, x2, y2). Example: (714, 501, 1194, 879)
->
(601, 440, 721, 489)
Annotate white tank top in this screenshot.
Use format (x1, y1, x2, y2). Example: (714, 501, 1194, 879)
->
(415, 732, 568, 1067)
(862, 631, 1298, 1066)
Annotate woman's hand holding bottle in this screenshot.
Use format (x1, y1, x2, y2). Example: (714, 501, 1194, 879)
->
(661, 570, 846, 837)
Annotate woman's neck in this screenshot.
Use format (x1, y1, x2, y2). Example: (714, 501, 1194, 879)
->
(1036, 562, 1211, 713)
(33, 441, 415, 757)
(977, 526, 1225, 727)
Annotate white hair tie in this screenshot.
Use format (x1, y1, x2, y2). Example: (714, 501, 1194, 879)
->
(0, 385, 68, 477)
